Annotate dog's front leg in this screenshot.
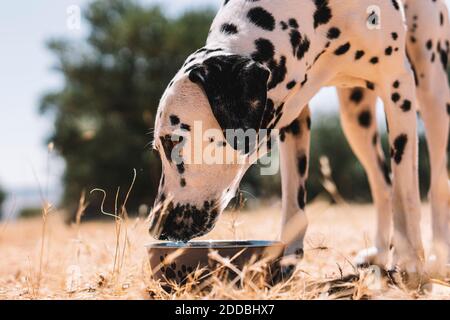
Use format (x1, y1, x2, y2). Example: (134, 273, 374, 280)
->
(379, 70, 425, 283)
(337, 87, 393, 268)
(279, 105, 311, 260)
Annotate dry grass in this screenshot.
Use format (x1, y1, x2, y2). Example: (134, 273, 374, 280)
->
(1, 200, 449, 300)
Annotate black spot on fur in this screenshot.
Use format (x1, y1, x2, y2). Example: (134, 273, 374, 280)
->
(391, 92, 401, 103)
(313, 0, 332, 29)
(297, 185, 306, 210)
(251, 38, 275, 63)
(286, 80, 297, 90)
(391, 134, 408, 164)
(438, 42, 448, 71)
(334, 42, 351, 55)
(176, 162, 185, 174)
(170, 115, 180, 125)
(391, 0, 400, 11)
(350, 88, 364, 104)
(288, 18, 299, 29)
(220, 23, 238, 34)
(297, 155, 308, 177)
(369, 57, 379, 64)
(290, 29, 311, 60)
(358, 111, 372, 128)
(300, 73, 308, 86)
(180, 123, 191, 131)
(355, 50, 365, 60)
(279, 119, 301, 142)
(400, 100, 411, 112)
(385, 46, 393, 55)
(285, 119, 301, 135)
(313, 49, 327, 64)
(327, 27, 341, 39)
(366, 81, 375, 90)
(247, 7, 275, 31)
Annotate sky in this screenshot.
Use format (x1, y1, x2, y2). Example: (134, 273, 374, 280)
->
(0, 0, 448, 214)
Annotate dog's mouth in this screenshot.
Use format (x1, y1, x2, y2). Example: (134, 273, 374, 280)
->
(149, 200, 220, 242)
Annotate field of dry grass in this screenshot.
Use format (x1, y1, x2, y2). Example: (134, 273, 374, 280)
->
(1, 199, 449, 300)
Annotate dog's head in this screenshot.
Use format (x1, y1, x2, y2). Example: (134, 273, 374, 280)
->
(149, 54, 271, 241)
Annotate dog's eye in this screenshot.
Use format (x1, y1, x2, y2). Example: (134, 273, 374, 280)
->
(159, 135, 184, 161)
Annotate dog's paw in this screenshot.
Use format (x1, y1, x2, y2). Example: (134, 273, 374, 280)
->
(271, 249, 303, 284)
(271, 263, 296, 284)
(354, 247, 389, 269)
(386, 267, 429, 290)
(389, 249, 429, 290)
(280, 264, 296, 280)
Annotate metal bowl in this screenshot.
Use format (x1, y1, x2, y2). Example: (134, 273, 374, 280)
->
(147, 240, 285, 285)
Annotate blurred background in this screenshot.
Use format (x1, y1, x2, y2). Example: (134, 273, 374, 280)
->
(0, 0, 449, 221)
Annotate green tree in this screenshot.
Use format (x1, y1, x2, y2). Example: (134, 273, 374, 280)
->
(40, 0, 214, 217)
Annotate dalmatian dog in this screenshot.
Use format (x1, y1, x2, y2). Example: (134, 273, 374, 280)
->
(150, 0, 449, 280)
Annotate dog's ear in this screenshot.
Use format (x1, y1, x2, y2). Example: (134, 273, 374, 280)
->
(188, 55, 270, 132)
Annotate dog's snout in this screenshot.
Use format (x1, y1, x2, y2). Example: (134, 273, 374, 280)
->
(149, 200, 219, 242)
